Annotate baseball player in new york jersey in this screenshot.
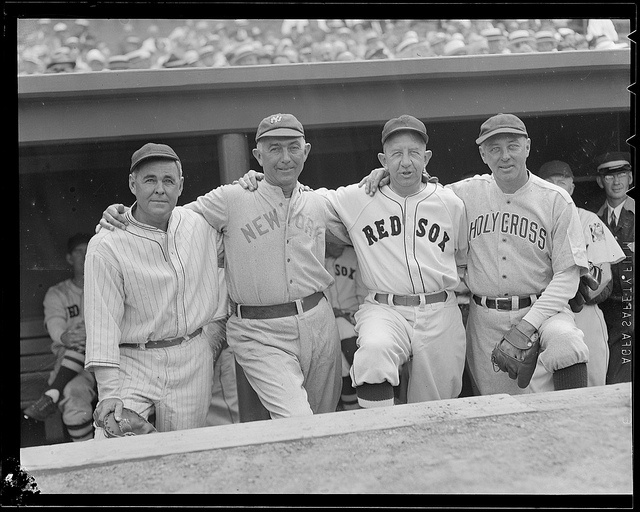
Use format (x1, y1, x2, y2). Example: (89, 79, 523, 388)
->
(182, 114, 349, 419)
(324, 242, 367, 409)
(86, 143, 228, 435)
(530, 160, 625, 390)
(446, 114, 590, 395)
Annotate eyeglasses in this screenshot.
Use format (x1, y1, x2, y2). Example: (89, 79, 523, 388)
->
(602, 171, 630, 183)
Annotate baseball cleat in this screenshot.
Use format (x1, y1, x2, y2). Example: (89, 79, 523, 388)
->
(23, 394, 58, 422)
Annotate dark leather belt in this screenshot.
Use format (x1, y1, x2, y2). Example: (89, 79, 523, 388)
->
(125, 327, 203, 349)
(375, 291, 448, 307)
(236, 292, 325, 320)
(473, 294, 540, 311)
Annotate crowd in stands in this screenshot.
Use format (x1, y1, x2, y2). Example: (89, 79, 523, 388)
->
(18, 18, 629, 75)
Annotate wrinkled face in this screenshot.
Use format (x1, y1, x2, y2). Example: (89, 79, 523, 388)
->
(66, 243, 88, 277)
(252, 136, 310, 195)
(129, 159, 183, 229)
(597, 170, 633, 202)
(479, 134, 530, 190)
(544, 175, 575, 195)
(378, 131, 432, 196)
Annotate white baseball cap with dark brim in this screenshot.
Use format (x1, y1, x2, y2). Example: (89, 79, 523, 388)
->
(476, 113, 528, 145)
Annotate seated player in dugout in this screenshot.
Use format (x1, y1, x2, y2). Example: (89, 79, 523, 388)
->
(238, 114, 469, 408)
(359, 113, 592, 396)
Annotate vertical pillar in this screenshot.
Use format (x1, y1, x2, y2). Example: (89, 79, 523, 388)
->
(217, 133, 251, 184)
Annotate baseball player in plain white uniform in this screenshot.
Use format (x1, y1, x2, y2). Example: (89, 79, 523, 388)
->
(324, 241, 367, 409)
(361, 113, 590, 395)
(240, 115, 468, 408)
(530, 160, 625, 390)
(85, 143, 228, 436)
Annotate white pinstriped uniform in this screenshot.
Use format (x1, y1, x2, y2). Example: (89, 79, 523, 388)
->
(184, 181, 349, 418)
(85, 206, 227, 432)
(320, 181, 469, 402)
(447, 173, 589, 396)
(529, 207, 626, 391)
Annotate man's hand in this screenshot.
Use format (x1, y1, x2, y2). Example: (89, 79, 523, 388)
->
(491, 319, 540, 388)
(93, 397, 124, 427)
(60, 321, 87, 351)
(358, 167, 389, 196)
(236, 170, 264, 191)
(569, 264, 602, 313)
(96, 204, 129, 233)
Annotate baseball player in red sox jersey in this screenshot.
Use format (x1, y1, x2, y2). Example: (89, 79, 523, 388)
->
(241, 115, 468, 408)
(324, 242, 367, 409)
(362, 114, 590, 395)
(86, 143, 228, 436)
(530, 160, 625, 391)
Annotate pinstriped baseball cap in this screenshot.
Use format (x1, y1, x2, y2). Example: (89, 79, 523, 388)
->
(255, 113, 305, 141)
(130, 143, 180, 172)
(476, 113, 528, 145)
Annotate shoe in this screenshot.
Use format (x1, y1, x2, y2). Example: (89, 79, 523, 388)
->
(23, 394, 58, 422)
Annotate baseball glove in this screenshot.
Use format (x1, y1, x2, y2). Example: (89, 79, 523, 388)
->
(491, 325, 541, 388)
(569, 265, 602, 313)
(102, 408, 157, 438)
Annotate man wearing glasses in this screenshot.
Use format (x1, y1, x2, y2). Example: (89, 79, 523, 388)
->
(595, 151, 635, 383)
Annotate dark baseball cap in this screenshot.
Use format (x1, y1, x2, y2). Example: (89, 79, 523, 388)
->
(476, 113, 528, 145)
(381, 115, 429, 145)
(595, 151, 632, 174)
(255, 113, 305, 141)
(538, 160, 574, 180)
(130, 143, 180, 173)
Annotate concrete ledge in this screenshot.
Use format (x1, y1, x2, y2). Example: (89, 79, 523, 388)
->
(22, 392, 534, 473)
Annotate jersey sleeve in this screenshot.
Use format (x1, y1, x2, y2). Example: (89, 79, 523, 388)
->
(183, 185, 230, 231)
(551, 201, 589, 275)
(43, 287, 68, 346)
(314, 187, 352, 244)
(84, 243, 125, 370)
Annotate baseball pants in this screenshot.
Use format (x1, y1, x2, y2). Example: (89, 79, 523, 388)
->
(94, 333, 213, 439)
(466, 300, 589, 396)
(335, 316, 357, 378)
(226, 297, 341, 419)
(528, 303, 610, 392)
(58, 370, 96, 441)
(206, 346, 240, 426)
(351, 291, 466, 402)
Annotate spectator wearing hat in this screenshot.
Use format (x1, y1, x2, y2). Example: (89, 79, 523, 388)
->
(535, 160, 625, 390)
(364, 40, 393, 60)
(443, 39, 467, 56)
(466, 35, 490, 55)
(85, 49, 107, 72)
(229, 42, 259, 66)
(508, 29, 536, 53)
(107, 54, 130, 71)
(534, 30, 558, 52)
(45, 48, 77, 74)
(126, 48, 153, 69)
(427, 31, 448, 56)
(594, 151, 635, 384)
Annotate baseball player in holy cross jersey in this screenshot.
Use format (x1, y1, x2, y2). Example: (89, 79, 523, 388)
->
(444, 114, 590, 395)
